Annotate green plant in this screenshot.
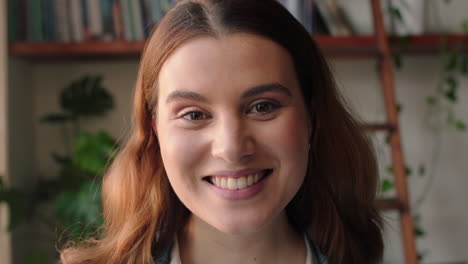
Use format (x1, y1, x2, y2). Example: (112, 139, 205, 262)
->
(0, 75, 117, 263)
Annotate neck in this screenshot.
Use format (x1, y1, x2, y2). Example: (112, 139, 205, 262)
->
(178, 212, 306, 264)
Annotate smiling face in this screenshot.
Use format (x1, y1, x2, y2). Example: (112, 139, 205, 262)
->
(155, 33, 311, 235)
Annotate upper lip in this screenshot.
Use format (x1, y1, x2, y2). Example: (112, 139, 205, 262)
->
(207, 168, 267, 178)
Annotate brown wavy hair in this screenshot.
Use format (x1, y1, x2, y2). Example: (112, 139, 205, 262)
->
(60, 0, 384, 263)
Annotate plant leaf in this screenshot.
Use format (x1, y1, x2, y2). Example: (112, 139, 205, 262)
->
(418, 164, 426, 177)
(393, 54, 403, 70)
(445, 52, 458, 71)
(51, 152, 71, 165)
(24, 249, 48, 264)
(461, 54, 468, 75)
(72, 131, 116, 175)
(385, 166, 411, 176)
(397, 103, 403, 114)
(381, 179, 394, 193)
(389, 6, 403, 23)
(406, 166, 412, 177)
(426, 96, 437, 105)
(443, 76, 458, 102)
(386, 166, 393, 174)
(54, 181, 103, 240)
(455, 120, 467, 131)
(399, 35, 410, 50)
(414, 226, 426, 237)
(4, 189, 30, 230)
(462, 19, 468, 33)
(60, 76, 114, 118)
(40, 113, 74, 124)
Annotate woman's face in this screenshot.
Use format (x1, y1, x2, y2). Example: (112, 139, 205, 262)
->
(155, 33, 311, 235)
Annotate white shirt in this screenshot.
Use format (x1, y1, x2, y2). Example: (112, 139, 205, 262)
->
(170, 234, 314, 264)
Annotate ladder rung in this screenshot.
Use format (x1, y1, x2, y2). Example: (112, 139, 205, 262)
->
(363, 123, 395, 132)
(376, 198, 406, 211)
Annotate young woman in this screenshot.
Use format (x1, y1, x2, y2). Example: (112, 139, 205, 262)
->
(61, 0, 384, 263)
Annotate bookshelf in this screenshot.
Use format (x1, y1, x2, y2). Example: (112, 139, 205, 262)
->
(9, 34, 468, 60)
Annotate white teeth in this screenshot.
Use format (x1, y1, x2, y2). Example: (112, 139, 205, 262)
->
(237, 177, 247, 189)
(221, 178, 227, 188)
(247, 175, 254, 186)
(211, 171, 266, 190)
(227, 178, 237, 190)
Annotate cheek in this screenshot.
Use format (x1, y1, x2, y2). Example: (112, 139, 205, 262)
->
(158, 127, 207, 177)
(260, 108, 310, 158)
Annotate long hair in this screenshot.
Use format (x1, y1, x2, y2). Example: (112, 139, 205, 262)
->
(61, 0, 384, 263)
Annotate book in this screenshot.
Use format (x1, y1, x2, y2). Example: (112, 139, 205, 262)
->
(148, 0, 162, 25)
(315, 0, 341, 36)
(159, 0, 174, 21)
(100, 0, 115, 41)
(69, 0, 84, 42)
(324, 0, 353, 36)
(112, 0, 124, 40)
(54, 0, 71, 42)
(28, 0, 44, 41)
(301, 0, 314, 33)
(119, 0, 132, 40)
(140, 0, 153, 37)
(130, 0, 144, 40)
(86, 0, 104, 40)
(42, 0, 56, 41)
(312, 4, 330, 35)
(277, 0, 314, 33)
(7, 0, 19, 42)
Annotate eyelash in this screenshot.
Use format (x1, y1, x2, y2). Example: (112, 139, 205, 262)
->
(247, 101, 280, 115)
(179, 100, 281, 122)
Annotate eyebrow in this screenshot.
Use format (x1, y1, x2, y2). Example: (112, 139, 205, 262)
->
(165, 83, 292, 104)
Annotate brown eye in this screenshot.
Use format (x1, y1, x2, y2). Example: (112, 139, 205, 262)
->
(249, 101, 279, 114)
(182, 111, 207, 121)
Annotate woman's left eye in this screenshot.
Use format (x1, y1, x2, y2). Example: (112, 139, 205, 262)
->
(248, 101, 280, 114)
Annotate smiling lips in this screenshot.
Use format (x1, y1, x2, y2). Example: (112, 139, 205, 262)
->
(210, 173, 263, 190)
(206, 169, 272, 190)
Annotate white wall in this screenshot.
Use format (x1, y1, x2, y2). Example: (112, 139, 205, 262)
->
(331, 56, 468, 263)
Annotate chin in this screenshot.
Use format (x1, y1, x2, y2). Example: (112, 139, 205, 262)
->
(208, 213, 276, 236)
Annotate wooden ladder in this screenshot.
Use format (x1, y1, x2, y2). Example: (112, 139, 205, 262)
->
(369, 0, 419, 263)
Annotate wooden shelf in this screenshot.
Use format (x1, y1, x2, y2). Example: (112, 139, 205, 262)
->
(315, 34, 468, 58)
(376, 198, 406, 212)
(8, 34, 468, 60)
(362, 123, 396, 132)
(8, 41, 146, 60)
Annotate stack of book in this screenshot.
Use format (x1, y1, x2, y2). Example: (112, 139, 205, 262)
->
(7, 0, 355, 44)
(8, 0, 176, 43)
(278, 0, 314, 33)
(279, 0, 354, 36)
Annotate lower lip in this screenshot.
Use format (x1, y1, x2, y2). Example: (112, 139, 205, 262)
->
(205, 173, 270, 200)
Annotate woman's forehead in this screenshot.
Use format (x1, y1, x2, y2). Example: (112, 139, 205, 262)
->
(157, 32, 300, 100)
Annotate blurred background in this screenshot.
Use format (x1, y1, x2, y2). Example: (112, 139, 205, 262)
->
(0, 0, 467, 263)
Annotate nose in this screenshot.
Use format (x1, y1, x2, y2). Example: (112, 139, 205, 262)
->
(211, 115, 255, 164)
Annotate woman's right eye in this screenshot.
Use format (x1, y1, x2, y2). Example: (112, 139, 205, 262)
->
(181, 111, 209, 121)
